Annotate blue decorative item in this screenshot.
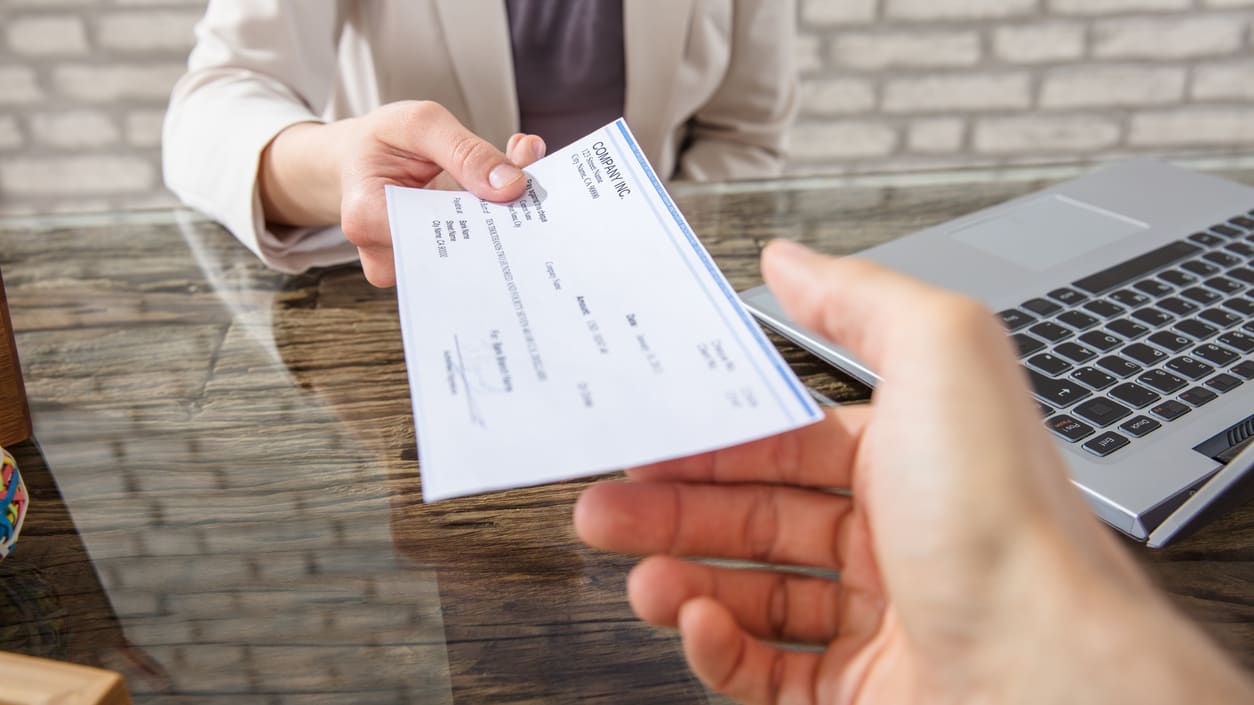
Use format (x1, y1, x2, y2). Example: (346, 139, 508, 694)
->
(0, 446, 27, 558)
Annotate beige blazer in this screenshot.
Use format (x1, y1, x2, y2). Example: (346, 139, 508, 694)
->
(163, 0, 798, 273)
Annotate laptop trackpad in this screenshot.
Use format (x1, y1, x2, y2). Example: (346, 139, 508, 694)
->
(951, 195, 1147, 271)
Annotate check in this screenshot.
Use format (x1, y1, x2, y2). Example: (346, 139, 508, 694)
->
(387, 120, 822, 501)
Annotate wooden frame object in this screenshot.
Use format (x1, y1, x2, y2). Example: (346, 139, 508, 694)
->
(0, 652, 131, 705)
(0, 268, 31, 447)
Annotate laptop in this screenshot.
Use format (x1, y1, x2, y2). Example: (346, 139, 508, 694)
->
(739, 159, 1254, 546)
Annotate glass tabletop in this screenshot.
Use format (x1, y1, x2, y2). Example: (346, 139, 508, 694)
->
(1, 166, 1251, 703)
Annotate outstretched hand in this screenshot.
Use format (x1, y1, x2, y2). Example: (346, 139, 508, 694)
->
(260, 101, 546, 286)
(574, 240, 1252, 704)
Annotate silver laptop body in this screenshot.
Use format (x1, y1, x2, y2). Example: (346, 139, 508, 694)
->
(740, 159, 1254, 542)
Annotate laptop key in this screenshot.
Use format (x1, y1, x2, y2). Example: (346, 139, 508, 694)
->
(1109, 289, 1150, 307)
(1029, 321, 1072, 342)
(1150, 399, 1191, 421)
(1205, 373, 1242, 393)
(1072, 366, 1117, 390)
(1180, 286, 1221, 304)
(1157, 296, 1198, 316)
(1158, 269, 1198, 287)
(1119, 415, 1161, 438)
(1222, 297, 1254, 316)
(1073, 241, 1199, 295)
(1083, 431, 1130, 457)
(1079, 330, 1121, 352)
(1231, 360, 1254, 379)
(1073, 397, 1132, 426)
(1021, 297, 1062, 316)
(1147, 330, 1192, 352)
(1082, 299, 1125, 318)
(1189, 231, 1225, 247)
(1166, 355, 1215, 379)
(1109, 382, 1160, 409)
(1048, 287, 1087, 305)
(1228, 267, 1254, 284)
(1211, 224, 1243, 238)
(1037, 401, 1055, 417)
(1026, 369, 1092, 407)
(1179, 387, 1218, 407)
(1231, 216, 1254, 230)
(1198, 307, 1241, 328)
(1046, 415, 1095, 442)
(1181, 259, 1221, 276)
(1122, 342, 1166, 366)
(1193, 344, 1238, 366)
(998, 308, 1036, 331)
(1133, 279, 1173, 298)
(1138, 368, 1187, 394)
(1174, 318, 1219, 340)
(1107, 319, 1149, 340)
(1055, 341, 1097, 363)
(1203, 251, 1242, 267)
(1224, 241, 1254, 258)
(1057, 310, 1099, 331)
(1218, 331, 1253, 353)
(1096, 355, 1142, 378)
(1130, 307, 1173, 328)
(1204, 276, 1243, 295)
(1028, 353, 1072, 376)
(1013, 333, 1046, 357)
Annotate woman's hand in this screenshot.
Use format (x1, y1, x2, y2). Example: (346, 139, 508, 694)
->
(259, 101, 545, 286)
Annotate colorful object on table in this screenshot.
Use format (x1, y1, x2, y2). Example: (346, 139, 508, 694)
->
(0, 446, 27, 559)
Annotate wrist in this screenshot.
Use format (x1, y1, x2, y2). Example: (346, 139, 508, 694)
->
(258, 120, 348, 227)
(975, 520, 1253, 704)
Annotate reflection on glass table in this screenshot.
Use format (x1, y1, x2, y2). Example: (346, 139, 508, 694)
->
(0, 165, 1250, 703)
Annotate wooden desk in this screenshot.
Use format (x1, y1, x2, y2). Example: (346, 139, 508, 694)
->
(0, 168, 1250, 703)
(0, 268, 31, 446)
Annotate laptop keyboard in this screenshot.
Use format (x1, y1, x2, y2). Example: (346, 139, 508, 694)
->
(1000, 210, 1254, 458)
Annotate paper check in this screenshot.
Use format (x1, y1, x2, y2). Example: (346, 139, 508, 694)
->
(387, 119, 822, 500)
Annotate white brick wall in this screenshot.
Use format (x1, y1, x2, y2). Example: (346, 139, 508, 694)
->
(0, 0, 1252, 214)
(1092, 16, 1245, 59)
(794, 0, 1254, 176)
(992, 23, 1087, 63)
(6, 16, 90, 56)
(831, 30, 981, 69)
(0, 0, 196, 214)
(1039, 66, 1187, 108)
(974, 115, 1123, 153)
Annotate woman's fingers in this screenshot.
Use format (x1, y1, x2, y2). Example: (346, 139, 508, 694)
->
(575, 481, 854, 569)
(508, 133, 546, 167)
(374, 100, 528, 201)
(422, 134, 546, 192)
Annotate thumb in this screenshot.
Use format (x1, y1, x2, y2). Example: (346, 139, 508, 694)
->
(377, 101, 528, 201)
(760, 239, 985, 376)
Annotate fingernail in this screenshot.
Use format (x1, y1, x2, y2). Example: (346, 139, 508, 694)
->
(763, 239, 819, 282)
(766, 239, 814, 265)
(530, 138, 546, 162)
(489, 163, 524, 190)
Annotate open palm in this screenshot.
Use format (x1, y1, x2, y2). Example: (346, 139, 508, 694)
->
(575, 240, 1142, 704)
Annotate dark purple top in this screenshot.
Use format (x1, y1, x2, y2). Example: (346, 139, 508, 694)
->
(505, 0, 626, 151)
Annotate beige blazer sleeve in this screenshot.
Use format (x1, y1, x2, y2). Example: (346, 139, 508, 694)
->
(163, 0, 796, 274)
(162, 0, 360, 274)
(671, 0, 798, 181)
